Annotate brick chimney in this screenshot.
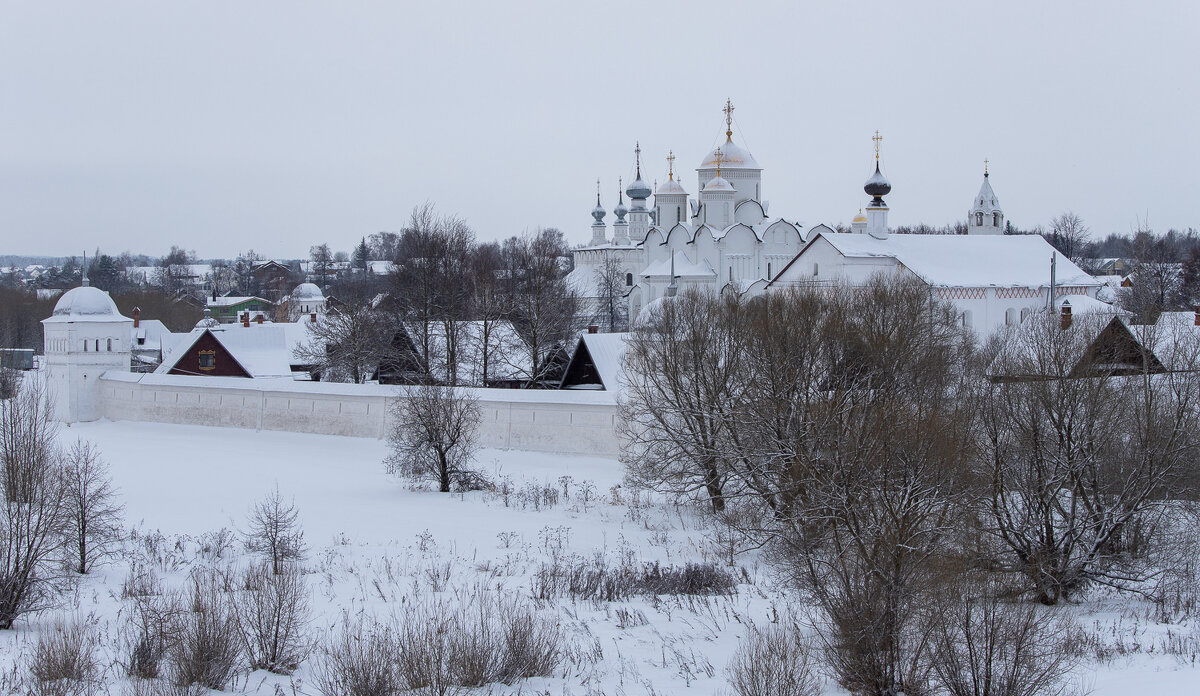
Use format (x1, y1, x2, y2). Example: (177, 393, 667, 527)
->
(1194, 307, 1199, 326)
(256, 313, 264, 324)
(310, 312, 318, 323)
(1060, 301, 1072, 330)
(242, 312, 250, 328)
(132, 306, 141, 328)
(587, 324, 599, 334)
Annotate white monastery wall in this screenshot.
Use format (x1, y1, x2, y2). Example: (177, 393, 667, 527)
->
(97, 373, 622, 456)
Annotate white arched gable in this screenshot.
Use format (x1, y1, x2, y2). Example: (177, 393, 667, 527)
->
(806, 223, 836, 239)
(663, 223, 693, 246)
(644, 227, 667, 247)
(734, 199, 767, 226)
(718, 223, 758, 247)
(764, 219, 804, 244)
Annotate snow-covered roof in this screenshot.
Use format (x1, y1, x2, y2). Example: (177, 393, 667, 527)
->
(703, 176, 735, 192)
(1055, 295, 1123, 316)
(157, 320, 320, 378)
(43, 286, 129, 323)
(655, 178, 687, 196)
(971, 175, 1000, 213)
(1128, 312, 1200, 372)
(806, 232, 1099, 289)
(699, 139, 760, 169)
(131, 319, 177, 353)
(291, 283, 324, 301)
(368, 260, 395, 275)
(563, 332, 629, 393)
(641, 256, 716, 279)
(207, 295, 272, 308)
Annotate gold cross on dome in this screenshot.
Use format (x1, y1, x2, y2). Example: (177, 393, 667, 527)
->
(872, 130, 882, 161)
(635, 141, 642, 169)
(667, 150, 676, 180)
(714, 147, 724, 177)
(984, 158, 989, 174)
(724, 99, 735, 140)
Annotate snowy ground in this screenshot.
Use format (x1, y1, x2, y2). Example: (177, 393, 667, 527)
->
(0, 420, 1197, 694)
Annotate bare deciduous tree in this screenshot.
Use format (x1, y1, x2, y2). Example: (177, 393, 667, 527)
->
(0, 378, 67, 629)
(980, 312, 1200, 604)
(243, 487, 306, 575)
(294, 304, 403, 384)
(386, 385, 483, 493)
(1047, 212, 1090, 262)
(593, 254, 629, 333)
(501, 229, 579, 387)
(620, 288, 743, 512)
(61, 439, 124, 574)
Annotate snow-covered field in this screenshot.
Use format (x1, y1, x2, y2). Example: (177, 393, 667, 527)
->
(1, 420, 1197, 694)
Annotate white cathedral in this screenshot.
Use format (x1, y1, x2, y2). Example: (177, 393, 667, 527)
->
(567, 102, 1099, 337)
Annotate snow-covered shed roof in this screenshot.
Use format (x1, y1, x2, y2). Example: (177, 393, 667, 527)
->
(793, 232, 1099, 289)
(641, 256, 716, 279)
(157, 320, 320, 378)
(560, 332, 629, 393)
(1054, 295, 1123, 316)
(207, 295, 273, 308)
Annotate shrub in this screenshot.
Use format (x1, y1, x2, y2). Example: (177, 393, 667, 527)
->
(234, 563, 312, 674)
(165, 573, 241, 691)
(727, 621, 820, 696)
(932, 585, 1081, 696)
(27, 619, 100, 696)
(312, 619, 402, 696)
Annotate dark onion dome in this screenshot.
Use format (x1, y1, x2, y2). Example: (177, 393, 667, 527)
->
(626, 175, 652, 201)
(592, 200, 606, 223)
(864, 162, 891, 203)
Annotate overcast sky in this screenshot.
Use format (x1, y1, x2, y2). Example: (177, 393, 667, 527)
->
(2, 1, 1197, 259)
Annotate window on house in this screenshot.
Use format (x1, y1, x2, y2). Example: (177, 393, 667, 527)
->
(813, 263, 819, 277)
(198, 351, 216, 371)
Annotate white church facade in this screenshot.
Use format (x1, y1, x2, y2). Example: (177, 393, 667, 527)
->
(569, 104, 1100, 338)
(567, 101, 814, 325)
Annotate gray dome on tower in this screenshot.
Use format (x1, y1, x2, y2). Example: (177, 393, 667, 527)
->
(864, 163, 891, 203)
(614, 181, 629, 221)
(626, 142, 653, 205)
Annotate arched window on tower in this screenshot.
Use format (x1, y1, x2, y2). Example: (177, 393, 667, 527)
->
(625, 272, 633, 287)
(975, 212, 983, 226)
(676, 206, 681, 223)
(1005, 307, 1017, 325)
(993, 212, 1000, 227)
(107, 338, 112, 351)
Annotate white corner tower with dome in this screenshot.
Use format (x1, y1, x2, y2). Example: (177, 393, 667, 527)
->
(41, 276, 132, 423)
